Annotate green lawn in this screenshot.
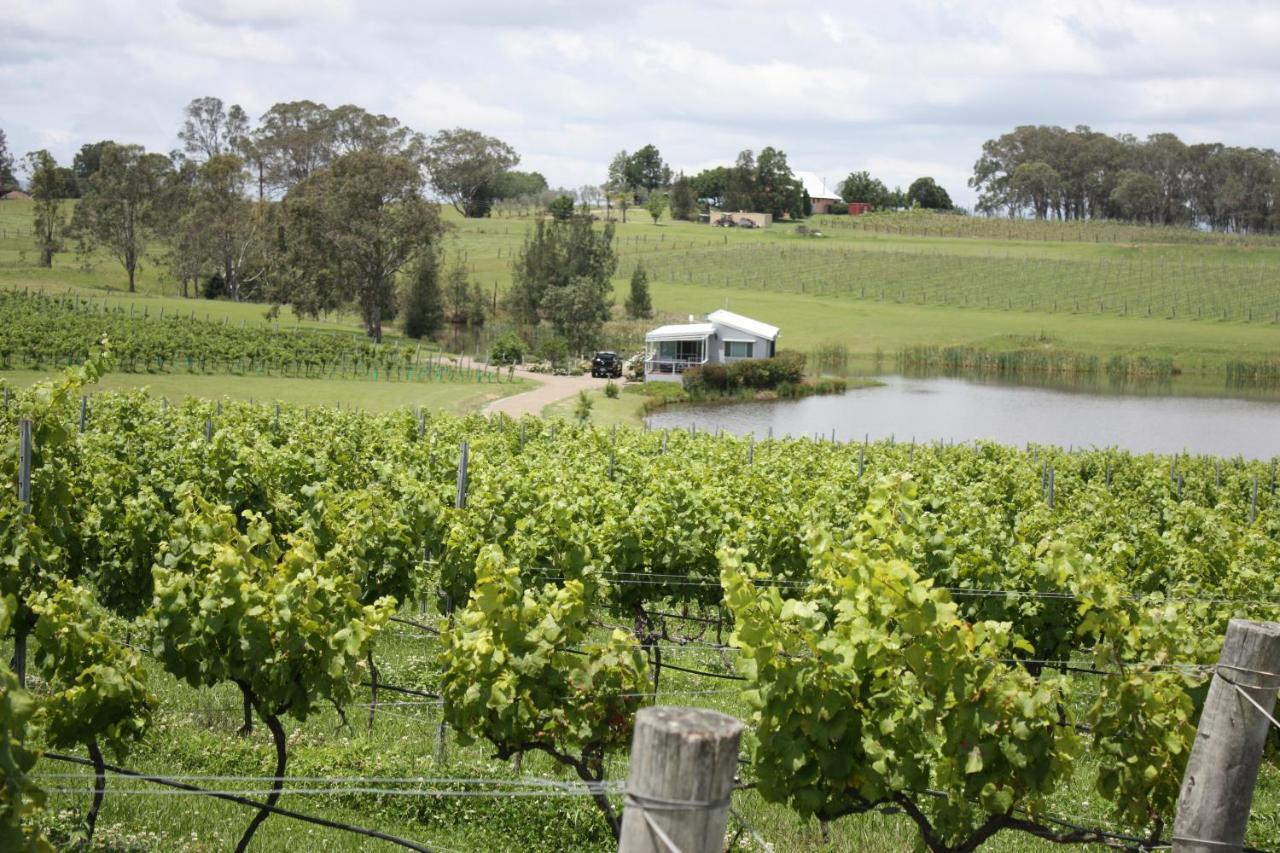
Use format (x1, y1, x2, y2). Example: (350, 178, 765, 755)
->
(0, 369, 532, 413)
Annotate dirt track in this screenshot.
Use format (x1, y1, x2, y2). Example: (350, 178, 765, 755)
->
(482, 368, 615, 418)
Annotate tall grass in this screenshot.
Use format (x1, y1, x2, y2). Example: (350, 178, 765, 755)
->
(899, 345, 1176, 379)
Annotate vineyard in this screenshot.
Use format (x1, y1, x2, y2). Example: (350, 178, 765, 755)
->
(619, 243, 1280, 324)
(0, 355, 1278, 850)
(0, 290, 509, 384)
(810, 211, 1280, 248)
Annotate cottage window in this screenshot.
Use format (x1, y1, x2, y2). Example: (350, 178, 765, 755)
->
(724, 341, 754, 358)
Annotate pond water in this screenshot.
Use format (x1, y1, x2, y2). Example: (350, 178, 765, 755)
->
(644, 374, 1280, 459)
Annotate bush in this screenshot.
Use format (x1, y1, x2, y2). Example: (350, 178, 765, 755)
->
(535, 336, 569, 366)
(490, 332, 526, 366)
(767, 350, 807, 384)
(683, 363, 734, 393)
(604, 380, 619, 399)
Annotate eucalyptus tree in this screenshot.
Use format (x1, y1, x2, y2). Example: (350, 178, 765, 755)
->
(422, 127, 519, 217)
(0, 128, 16, 193)
(68, 144, 172, 292)
(284, 150, 442, 341)
(23, 150, 71, 267)
(178, 96, 250, 161)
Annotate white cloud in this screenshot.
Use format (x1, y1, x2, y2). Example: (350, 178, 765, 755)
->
(4, 0, 1280, 207)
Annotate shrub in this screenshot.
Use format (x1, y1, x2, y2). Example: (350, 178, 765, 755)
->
(683, 363, 733, 393)
(574, 390, 593, 423)
(604, 380, 619, 399)
(769, 350, 807, 384)
(535, 336, 569, 366)
(490, 332, 526, 366)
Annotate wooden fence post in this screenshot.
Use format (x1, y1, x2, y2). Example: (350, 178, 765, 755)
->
(1173, 619, 1280, 852)
(618, 706, 743, 853)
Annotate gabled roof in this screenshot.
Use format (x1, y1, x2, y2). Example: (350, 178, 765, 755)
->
(794, 171, 841, 202)
(707, 309, 780, 341)
(645, 322, 717, 341)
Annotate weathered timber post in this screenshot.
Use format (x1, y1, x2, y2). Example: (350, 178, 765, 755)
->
(618, 706, 742, 853)
(1173, 619, 1280, 852)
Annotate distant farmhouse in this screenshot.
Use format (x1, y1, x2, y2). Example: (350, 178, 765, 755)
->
(796, 172, 842, 215)
(644, 309, 780, 382)
(0, 190, 31, 201)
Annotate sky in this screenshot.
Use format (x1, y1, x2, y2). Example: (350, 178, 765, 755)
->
(6, 0, 1280, 208)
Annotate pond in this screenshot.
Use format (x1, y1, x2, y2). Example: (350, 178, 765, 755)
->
(644, 374, 1280, 459)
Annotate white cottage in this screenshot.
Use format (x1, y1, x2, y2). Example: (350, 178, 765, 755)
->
(643, 309, 780, 382)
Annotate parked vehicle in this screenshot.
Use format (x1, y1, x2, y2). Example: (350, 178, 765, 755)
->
(591, 351, 623, 378)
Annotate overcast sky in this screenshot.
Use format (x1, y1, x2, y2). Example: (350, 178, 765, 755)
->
(6, 0, 1280, 207)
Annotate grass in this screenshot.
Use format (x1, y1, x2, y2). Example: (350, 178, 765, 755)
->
(0, 369, 533, 413)
(21, 613, 1280, 852)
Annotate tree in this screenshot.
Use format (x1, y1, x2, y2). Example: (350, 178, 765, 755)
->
(24, 150, 69, 267)
(645, 192, 667, 224)
(285, 151, 442, 340)
(907, 176, 953, 210)
(625, 144, 670, 195)
(1009, 162, 1062, 219)
(443, 256, 487, 328)
(67, 144, 172, 292)
(401, 247, 445, 339)
(724, 150, 757, 211)
(668, 173, 696, 221)
(755, 147, 803, 219)
(0, 129, 17, 194)
(548, 194, 575, 221)
(604, 150, 632, 222)
(689, 166, 729, 209)
(327, 104, 420, 158)
(178, 96, 249, 161)
(72, 140, 115, 194)
(423, 128, 520, 218)
(506, 216, 618, 354)
(1110, 170, 1161, 222)
(839, 170, 889, 208)
(186, 154, 263, 302)
(491, 170, 549, 200)
(253, 100, 335, 196)
(624, 262, 652, 319)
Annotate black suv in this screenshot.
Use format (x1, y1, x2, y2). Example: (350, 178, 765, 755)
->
(591, 351, 623, 378)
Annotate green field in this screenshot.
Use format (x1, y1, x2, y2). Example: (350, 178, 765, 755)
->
(5, 197, 1280, 402)
(445, 207, 1280, 377)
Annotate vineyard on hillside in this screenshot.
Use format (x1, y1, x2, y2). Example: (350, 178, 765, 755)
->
(1, 357, 1279, 850)
(619, 242, 1280, 323)
(812, 211, 1280, 248)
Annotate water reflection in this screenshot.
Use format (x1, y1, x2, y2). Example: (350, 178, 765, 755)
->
(645, 374, 1280, 459)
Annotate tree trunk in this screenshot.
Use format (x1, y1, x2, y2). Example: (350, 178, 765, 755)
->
(86, 738, 106, 844)
(225, 250, 237, 302)
(235, 691, 287, 853)
(126, 258, 137, 294)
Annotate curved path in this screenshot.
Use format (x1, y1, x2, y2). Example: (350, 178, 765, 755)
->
(482, 367, 616, 418)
